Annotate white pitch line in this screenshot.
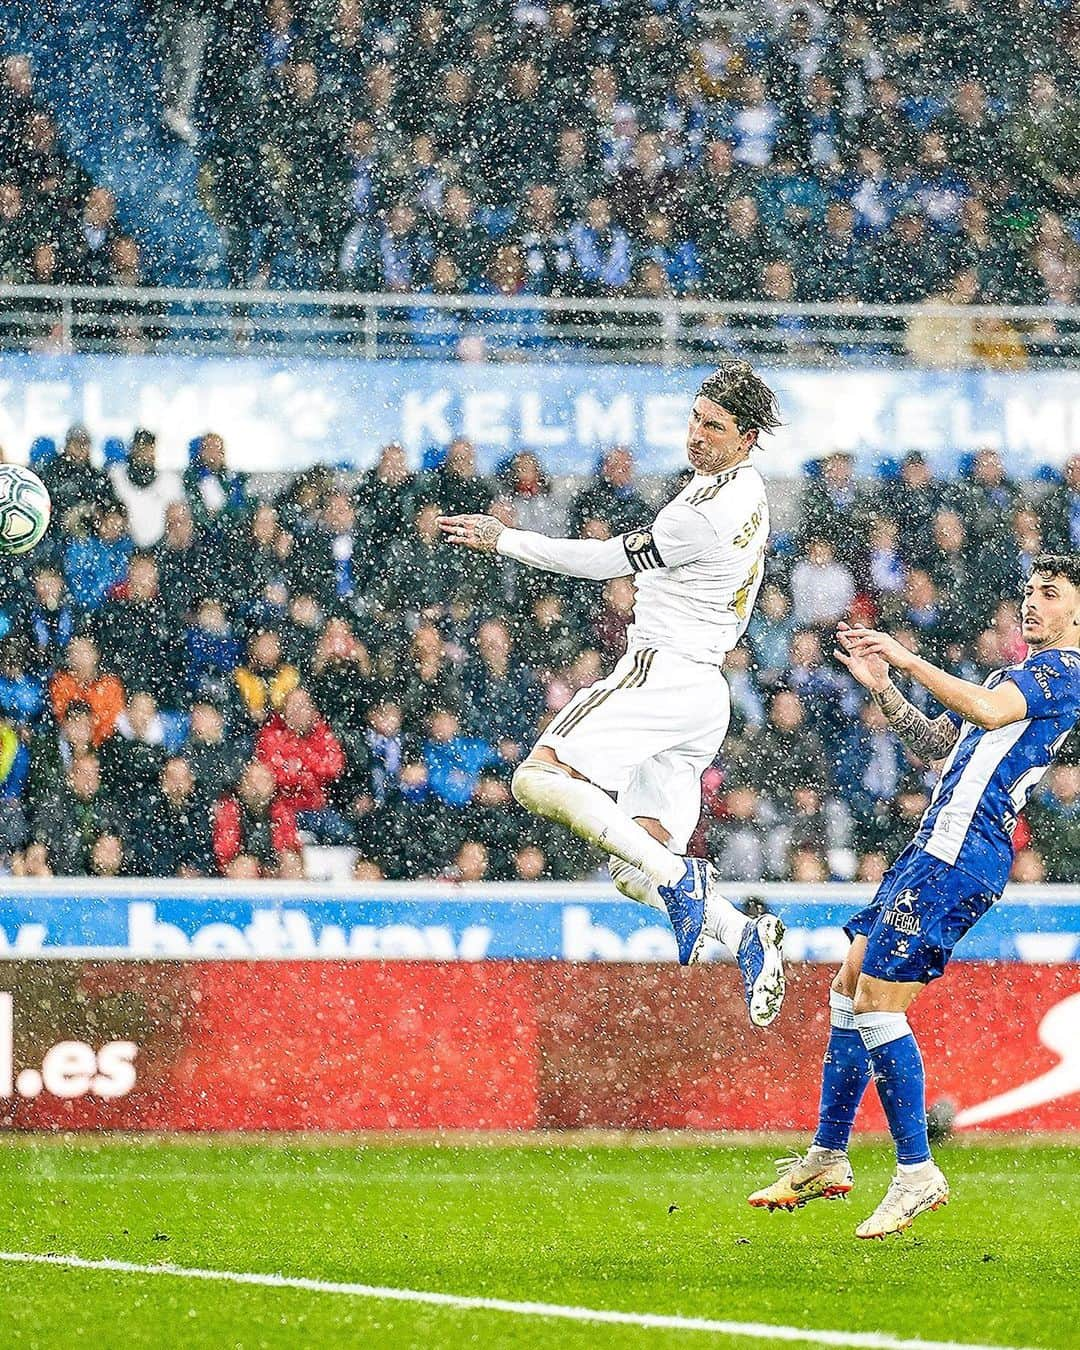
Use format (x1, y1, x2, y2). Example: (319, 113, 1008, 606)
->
(0, 1251, 1039, 1350)
(23, 1168, 1053, 1188)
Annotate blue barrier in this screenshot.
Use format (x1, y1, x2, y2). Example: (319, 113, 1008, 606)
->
(0, 355, 1079, 476)
(1, 880, 1078, 962)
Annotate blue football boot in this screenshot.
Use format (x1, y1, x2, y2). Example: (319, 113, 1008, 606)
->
(736, 914, 786, 1027)
(658, 858, 710, 965)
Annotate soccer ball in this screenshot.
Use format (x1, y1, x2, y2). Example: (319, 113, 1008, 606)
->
(0, 464, 51, 555)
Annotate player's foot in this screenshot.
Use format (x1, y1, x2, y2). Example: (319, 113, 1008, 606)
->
(736, 913, 786, 1027)
(748, 1147, 853, 1211)
(855, 1163, 949, 1239)
(658, 858, 709, 965)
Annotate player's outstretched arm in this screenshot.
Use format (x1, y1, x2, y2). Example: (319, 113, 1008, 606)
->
(438, 503, 721, 582)
(437, 514, 633, 581)
(835, 622, 959, 761)
(839, 624, 1028, 731)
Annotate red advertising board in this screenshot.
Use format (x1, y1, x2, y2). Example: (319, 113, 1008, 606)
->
(0, 961, 1078, 1132)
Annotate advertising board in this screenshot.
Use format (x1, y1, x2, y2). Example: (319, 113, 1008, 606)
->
(1, 961, 1077, 1133)
(2, 355, 1078, 475)
(2, 881, 1078, 963)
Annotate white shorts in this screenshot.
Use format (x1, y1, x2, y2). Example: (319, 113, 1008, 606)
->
(535, 643, 731, 851)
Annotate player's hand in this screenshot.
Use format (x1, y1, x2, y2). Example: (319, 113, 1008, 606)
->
(838, 623, 914, 673)
(834, 622, 890, 692)
(436, 514, 505, 552)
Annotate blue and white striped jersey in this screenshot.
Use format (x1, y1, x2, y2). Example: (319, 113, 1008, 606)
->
(913, 647, 1080, 892)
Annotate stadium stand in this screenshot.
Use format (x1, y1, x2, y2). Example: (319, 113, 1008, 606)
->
(191, 0, 1080, 303)
(0, 0, 1076, 305)
(0, 425, 1077, 886)
(0, 1, 1075, 882)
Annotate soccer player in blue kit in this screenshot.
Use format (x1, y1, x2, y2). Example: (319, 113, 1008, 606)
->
(749, 554, 1080, 1238)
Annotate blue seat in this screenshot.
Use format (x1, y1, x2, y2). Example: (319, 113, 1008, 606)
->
(421, 444, 448, 472)
(770, 530, 797, 557)
(159, 711, 191, 756)
(102, 437, 127, 466)
(29, 437, 56, 467)
(957, 451, 978, 480)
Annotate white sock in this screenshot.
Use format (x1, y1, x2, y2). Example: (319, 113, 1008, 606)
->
(897, 1159, 935, 1176)
(512, 760, 685, 888)
(702, 885, 750, 954)
(608, 857, 667, 914)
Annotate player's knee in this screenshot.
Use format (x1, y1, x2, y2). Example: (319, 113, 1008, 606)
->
(509, 760, 538, 809)
(511, 758, 566, 815)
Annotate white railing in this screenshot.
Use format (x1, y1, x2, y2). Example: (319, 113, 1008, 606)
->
(0, 284, 1077, 366)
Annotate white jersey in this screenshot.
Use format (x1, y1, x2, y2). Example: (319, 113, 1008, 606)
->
(498, 458, 769, 665)
(622, 461, 769, 663)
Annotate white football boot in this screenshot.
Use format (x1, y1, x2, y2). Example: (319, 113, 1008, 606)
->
(855, 1163, 949, 1239)
(748, 1147, 854, 1211)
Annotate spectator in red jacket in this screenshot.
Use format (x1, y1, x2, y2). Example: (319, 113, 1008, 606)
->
(213, 759, 297, 876)
(255, 687, 350, 844)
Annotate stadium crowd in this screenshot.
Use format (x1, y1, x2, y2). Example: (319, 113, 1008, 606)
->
(0, 54, 144, 291)
(195, 0, 1080, 312)
(0, 2, 1078, 323)
(0, 425, 1077, 886)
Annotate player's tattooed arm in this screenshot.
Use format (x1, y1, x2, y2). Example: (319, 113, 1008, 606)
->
(835, 620, 958, 761)
(437, 514, 505, 551)
(873, 682, 960, 762)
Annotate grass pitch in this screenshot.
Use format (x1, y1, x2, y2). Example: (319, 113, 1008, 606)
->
(0, 1135, 1076, 1349)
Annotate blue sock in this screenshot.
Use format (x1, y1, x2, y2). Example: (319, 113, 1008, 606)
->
(813, 992, 872, 1152)
(856, 1011, 931, 1166)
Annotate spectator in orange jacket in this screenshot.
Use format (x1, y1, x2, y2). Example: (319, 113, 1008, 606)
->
(49, 635, 124, 747)
(255, 687, 350, 844)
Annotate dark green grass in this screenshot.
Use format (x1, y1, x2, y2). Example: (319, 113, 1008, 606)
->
(0, 1136, 1076, 1349)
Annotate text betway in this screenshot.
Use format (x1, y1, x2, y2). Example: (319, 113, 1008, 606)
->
(124, 903, 850, 961)
(1, 899, 1078, 962)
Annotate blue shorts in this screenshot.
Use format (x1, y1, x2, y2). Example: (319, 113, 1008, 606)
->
(845, 845, 995, 983)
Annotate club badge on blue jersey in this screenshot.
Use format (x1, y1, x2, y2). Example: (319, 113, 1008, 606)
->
(882, 889, 922, 936)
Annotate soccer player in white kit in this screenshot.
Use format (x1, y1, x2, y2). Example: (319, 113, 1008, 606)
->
(438, 360, 786, 1026)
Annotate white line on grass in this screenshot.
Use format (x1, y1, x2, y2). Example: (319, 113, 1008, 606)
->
(26, 1169, 713, 1186)
(0, 1251, 1038, 1350)
(25, 1168, 1048, 1188)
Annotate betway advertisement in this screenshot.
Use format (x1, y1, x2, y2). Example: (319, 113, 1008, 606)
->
(0, 355, 1078, 475)
(0, 962, 1078, 1132)
(2, 880, 1080, 962)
